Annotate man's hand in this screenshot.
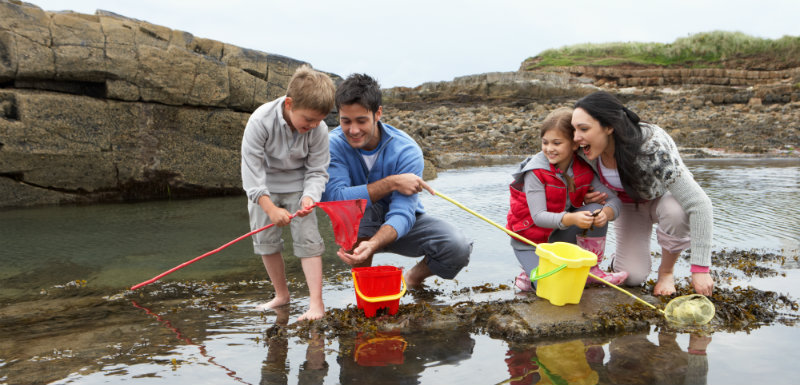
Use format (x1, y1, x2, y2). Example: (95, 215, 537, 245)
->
(583, 187, 608, 205)
(295, 196, 316, 217)
(392, 173, 434, 195)
(691, 272, 714, 296)
(337, 239, 378, 266)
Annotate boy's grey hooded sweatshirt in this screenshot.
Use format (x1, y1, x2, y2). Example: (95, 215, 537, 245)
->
(241, 96, 330, 204)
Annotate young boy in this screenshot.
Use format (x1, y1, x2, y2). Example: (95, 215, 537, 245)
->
(241, 65, 335, 321)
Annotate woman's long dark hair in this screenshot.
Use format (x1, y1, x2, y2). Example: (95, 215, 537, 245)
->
(574, 91, 646, 201)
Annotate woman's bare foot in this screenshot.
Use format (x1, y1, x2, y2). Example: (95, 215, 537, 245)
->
(653, 272, 676, 296)
(255, 296, 290, 311)
(297, 305, 325, 321)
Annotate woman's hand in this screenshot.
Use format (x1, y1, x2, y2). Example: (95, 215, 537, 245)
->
(691, 272, 714, 296)
(583, 187, 608, 205)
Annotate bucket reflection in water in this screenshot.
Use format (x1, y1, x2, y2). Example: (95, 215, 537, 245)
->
(535, 340, 599, 385)
(354, 332, 408, 367)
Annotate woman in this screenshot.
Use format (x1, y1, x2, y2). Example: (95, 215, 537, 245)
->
(572, 91, 713, 296)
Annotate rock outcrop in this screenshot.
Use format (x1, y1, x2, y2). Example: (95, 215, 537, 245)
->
(0, 0, 338, 208)
(384, 71, 597, 105)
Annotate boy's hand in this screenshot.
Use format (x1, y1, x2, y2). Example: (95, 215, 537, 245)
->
(266, 206, 292, 226)
(393, 174, 434, 195)
(583, 187, 608, 205)
(295, 196, 316, 217)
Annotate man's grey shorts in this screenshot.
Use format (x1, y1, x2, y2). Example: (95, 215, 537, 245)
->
(247, 191, 324, 258)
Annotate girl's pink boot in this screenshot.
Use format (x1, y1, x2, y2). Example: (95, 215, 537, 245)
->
(577, 236, 629, 286)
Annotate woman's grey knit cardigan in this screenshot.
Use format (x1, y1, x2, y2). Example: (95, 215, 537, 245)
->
(581, 123, 713, 267)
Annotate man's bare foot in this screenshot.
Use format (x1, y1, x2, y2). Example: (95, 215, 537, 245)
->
(255, 296, 290, 311)
(653, 272, 676, 296)
(297, 305, 325, 321)
(405, 260, 433, 288)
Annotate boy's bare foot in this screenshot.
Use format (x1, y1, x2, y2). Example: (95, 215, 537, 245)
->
(653, 272, 676, 296)
(297, 305, 325, 321)
(255, 296, 290, 311)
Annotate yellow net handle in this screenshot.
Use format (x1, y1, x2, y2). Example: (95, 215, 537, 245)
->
(352, 271, 407, 303)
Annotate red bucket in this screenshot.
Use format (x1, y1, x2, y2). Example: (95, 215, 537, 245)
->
(351, 266, 406, 318)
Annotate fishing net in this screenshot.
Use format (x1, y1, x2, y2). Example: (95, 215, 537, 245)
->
(664, 294, 716, 326)
(316, 199, 367, 250)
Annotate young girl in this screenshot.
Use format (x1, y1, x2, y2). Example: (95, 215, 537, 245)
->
(506, 108, 628, 291)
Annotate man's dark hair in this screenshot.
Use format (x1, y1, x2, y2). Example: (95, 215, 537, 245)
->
(335, 73, 382, 113)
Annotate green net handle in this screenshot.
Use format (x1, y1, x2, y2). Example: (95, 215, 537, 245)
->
(530, 264, 567, 282)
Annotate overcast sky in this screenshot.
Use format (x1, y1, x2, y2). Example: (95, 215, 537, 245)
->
(27, 0, 800, 88)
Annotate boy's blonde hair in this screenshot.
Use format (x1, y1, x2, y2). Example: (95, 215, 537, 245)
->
(286, 65, 336, 114)
(540, 107, 575, 139)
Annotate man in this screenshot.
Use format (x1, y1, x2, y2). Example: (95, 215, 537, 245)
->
(322, 73, 472, 287)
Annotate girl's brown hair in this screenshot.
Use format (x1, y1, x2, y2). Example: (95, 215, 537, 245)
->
(540, 107, 574, 140)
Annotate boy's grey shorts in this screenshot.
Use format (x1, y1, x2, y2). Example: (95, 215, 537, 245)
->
(247, 191, 324, 258)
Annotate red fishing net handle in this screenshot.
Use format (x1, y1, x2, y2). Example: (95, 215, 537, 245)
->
(130, 199, 367, 291)
(130, 211, 302, 290)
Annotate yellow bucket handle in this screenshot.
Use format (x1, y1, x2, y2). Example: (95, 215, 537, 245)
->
(352, 271, 407, 303)
(530, 264, 568, 282)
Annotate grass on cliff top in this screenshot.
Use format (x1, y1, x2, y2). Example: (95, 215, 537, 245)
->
(525, 31, 800, 70)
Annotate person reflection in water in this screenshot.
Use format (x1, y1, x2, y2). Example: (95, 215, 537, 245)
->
(606, 332, 711, 385)
(260, 306, 329, 385)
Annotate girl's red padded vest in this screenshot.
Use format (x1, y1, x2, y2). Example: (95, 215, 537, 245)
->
(506, 156, 594, 244)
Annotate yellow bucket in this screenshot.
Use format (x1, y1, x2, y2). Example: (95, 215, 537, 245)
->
(531, 242, 597, 306)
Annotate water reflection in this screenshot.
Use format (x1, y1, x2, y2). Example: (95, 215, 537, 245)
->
(261, 307, 328, 385)
(607, 332, 711, 385)
(501, 332, 711, 385)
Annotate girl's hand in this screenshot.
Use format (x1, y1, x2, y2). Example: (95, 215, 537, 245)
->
(593, 208, 609, 228)
(565, 211, 595, 229)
